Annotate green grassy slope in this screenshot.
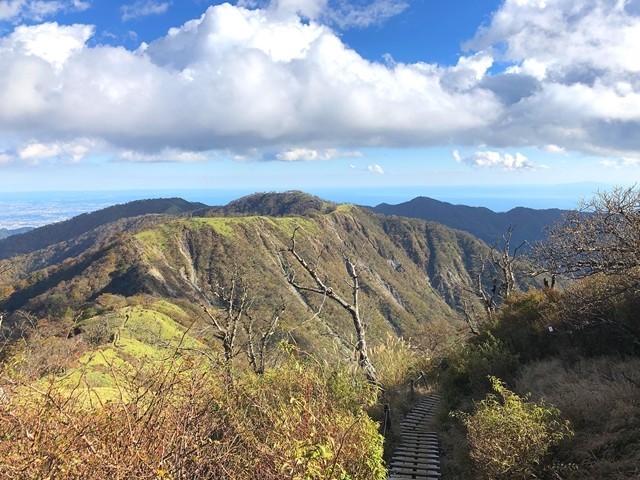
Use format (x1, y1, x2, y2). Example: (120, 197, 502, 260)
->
(0, 193, 503, 361)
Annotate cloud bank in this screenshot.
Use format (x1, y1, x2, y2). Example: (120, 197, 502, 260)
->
(0, 0, 639, 165)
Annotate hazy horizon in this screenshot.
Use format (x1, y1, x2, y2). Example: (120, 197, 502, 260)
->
(0, 183, 602, 230)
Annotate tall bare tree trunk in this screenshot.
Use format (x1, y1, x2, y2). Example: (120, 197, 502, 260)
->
(283, 228, 379, 385)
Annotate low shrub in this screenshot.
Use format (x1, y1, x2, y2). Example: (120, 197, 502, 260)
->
(456, 376, 573, 479)
(556, 273, 640, 356)
(490, 289, 562, 360)
(440, 334, 520, 402)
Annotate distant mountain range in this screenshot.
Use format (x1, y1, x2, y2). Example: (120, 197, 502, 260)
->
(371, 196, 568, 247)
(0, 193, 570, 255)
(0, 227, 33, 239)
(0, 197, 205, 260)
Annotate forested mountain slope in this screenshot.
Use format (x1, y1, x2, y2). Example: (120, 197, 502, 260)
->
(1, 190, 635, 480)
(0, 192, 515, 354)
(372, 196, 566, 247)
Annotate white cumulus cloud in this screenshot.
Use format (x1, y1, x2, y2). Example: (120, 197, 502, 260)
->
(0, 0, 640, 165)
(454, 150, 537, 171)
(0, 4, 501, 162)
(2, 22, 93, 69)
(543, 144, 566, 154)
(18, 138, 95, 163)
(600, 157, 640, 168)
(269, 0, 328, 20)
(239, 0, 407, 28)
(467, 0, 640, 158)
(117, 148, 210, 163)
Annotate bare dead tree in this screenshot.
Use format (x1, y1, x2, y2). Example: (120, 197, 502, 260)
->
(538, 185, 640, 280)
(198, 266, 285, 375)
(491, 225, 527, 299)
(244, 298, 285, 375)
(445, 250, 499, 333)
(282, 227, 379, 385)
(200, 267, 252, 367)
(531, 186, 640, 347)
(458, 298, 481, 335)
(446, 227, 528, 333)
(477, 264, 498, 320)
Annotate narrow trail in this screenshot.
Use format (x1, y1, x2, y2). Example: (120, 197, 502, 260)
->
(387, 394, 442, 480)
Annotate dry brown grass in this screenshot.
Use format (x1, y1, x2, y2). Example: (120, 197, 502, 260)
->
(517, 356, 640, 479)
(0, 350, 386, 480)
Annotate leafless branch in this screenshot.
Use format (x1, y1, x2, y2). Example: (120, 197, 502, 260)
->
(283, 227, 379, 385)
(537, 185, 640, 279)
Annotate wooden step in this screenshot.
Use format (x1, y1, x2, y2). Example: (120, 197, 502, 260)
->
(387, 394, 442, 480)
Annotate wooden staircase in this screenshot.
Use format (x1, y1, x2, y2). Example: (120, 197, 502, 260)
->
(387, 395, 442, 480)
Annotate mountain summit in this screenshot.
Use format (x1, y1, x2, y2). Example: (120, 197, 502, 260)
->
(372, 196, 566, 247)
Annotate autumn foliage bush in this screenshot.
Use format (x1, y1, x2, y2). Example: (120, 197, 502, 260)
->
(457, 376, 573, 479)
(0, 346, 385, 479)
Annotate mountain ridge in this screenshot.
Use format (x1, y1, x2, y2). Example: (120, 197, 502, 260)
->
(0, 192, 518, 357)
(371, 196, 567, 247)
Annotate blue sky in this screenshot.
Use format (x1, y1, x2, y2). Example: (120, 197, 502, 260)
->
(1, 0, 639, 209)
